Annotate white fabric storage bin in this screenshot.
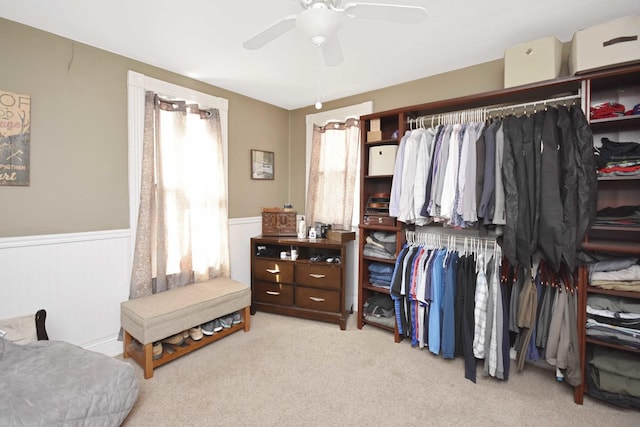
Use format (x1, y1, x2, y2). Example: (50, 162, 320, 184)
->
(570, 15, 640, 75)
(504, 36, 562, 88)
(368, 145, 397, 176)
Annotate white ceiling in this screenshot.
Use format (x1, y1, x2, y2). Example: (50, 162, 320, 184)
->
(1, 0, 639, 110)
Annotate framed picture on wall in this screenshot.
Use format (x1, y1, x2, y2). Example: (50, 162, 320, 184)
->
(251, 149, 274, 180)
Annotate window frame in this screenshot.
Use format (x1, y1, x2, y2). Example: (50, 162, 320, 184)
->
(127, 70, 229, 266)
(305, 101, 373, 227)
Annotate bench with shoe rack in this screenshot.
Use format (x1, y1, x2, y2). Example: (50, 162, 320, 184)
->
(121, 278, 251, 379)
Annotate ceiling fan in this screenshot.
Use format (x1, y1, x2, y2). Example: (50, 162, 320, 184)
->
(242, 0, 428, 67)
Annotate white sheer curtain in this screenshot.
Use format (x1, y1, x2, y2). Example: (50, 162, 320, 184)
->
(129, 91, 229, 299)
(306, 117, 360, 230)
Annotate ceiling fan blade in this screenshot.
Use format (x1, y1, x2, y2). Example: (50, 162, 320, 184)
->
(342, 2, 428, 24)
(242, 15, 297, 50)
(322, 35, 344, 67)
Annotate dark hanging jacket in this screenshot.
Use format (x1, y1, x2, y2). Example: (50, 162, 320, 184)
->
(557, 106, 578, 271)
(501, 115, 519, 267)
(570, 105, 598, 250)
(538, 107, 564, 272)
(531, 110, 545, 256)
(517, 114, 535, 268)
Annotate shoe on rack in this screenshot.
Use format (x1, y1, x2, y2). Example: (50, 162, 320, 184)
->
(201, 320, 215, 336)
(189, 326, 203, 341)
(232, 311, 243, 325)
(183, 330, 189, 340)
(152, 342, 163, 360)
(213, 319, 223, 332)
(162, 332, 185, 346)
(219, 316, 233, 329)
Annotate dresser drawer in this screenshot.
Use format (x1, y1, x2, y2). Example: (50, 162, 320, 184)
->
(295, 287, 340, 312)
(253, 280, 294, 306)
(294, 263, 341, 290)
(252, 259, 294, 283)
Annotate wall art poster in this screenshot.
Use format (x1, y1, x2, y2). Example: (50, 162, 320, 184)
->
(251, 149, 274, 180)
(0, 90, 31, 186)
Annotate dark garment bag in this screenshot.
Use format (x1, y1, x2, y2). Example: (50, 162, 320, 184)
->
(538, 107, 564, 272)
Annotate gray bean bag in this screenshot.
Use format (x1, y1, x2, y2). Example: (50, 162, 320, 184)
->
(0, 312, 138, 426)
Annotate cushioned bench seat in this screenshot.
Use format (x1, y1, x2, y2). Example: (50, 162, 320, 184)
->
(121, 278, 251, 378)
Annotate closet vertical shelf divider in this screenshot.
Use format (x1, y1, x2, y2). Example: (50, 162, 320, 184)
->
(574, 64, 640, 405)
(357, 111, 406, 342)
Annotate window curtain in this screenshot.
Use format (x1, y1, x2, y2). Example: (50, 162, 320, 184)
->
(306, 117, 360, 230)
(129, 91, 230, 299)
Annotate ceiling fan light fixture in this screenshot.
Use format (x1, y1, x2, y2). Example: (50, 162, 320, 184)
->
(297, 5, 342, 46)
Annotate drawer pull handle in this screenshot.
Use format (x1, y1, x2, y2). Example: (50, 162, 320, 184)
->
(309, 296, 325, 302)
(309, 274, 326, 279)
(266, 291, 281, 296)
(266, 268, 279, 274)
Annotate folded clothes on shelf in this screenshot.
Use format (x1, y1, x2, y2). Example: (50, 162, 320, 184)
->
(593, 205, 640, 227)
(594, 137, 640, 170)
(363, 231, 397, 259)
(625, 103, 640, 116)
(590, 102, 626, 119)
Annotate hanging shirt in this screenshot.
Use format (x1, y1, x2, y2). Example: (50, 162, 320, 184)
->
(421, 125, 445, 218)
(389, 131, 410, 218)
(398, 129, 424, 223)
(493, 120, 506, 225)
(413, 128, 436, 225)
(462, 122, 483, 223)
(473, 252, 488, 359)
(428, 249, 446, 355)
(440, 124, 462, 221)
(453, 123, 473, 227)
(430, 126, 452, 218)
(441, 250, 459, 359)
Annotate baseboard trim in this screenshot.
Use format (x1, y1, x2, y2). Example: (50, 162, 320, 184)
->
(83, 334, 123, 357)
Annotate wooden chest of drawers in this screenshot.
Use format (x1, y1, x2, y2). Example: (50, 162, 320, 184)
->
(250, 236, 351, 330)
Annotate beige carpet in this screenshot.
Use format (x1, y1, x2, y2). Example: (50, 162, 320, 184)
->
(121, 312, 638, 426)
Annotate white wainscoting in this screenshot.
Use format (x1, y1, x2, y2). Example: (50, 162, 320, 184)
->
(228, 217, 262, 286)
(0, 217, 357, 356)
(0, 230, 131, 356)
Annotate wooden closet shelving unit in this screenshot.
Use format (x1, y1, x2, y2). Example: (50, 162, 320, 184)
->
(574, 64, 640, 405)
(357, 75, 583, 342)
(357, 63, 640, 406)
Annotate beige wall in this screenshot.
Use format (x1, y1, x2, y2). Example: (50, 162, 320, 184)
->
(0, 18, 289, 237)
(1, 18, 514, 238)
(288, 60, 505, 213)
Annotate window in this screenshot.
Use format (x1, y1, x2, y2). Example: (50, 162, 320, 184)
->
(305, 102, 373, 228)
(127, 71, 229, 298)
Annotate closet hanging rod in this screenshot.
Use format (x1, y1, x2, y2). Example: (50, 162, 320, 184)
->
(407, 93, 582, 125)
(405, 230, 499, 251)
(483, 93, 582, 114)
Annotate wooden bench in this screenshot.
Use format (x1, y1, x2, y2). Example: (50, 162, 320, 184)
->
(120, 278, 251, 379)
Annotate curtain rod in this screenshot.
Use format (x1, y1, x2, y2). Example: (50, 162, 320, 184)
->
(407, 93, 582, 126)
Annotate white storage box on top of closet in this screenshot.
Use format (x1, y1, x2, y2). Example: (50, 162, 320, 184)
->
(504, 36, 562, 88)
(569, 15, 640, 75)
